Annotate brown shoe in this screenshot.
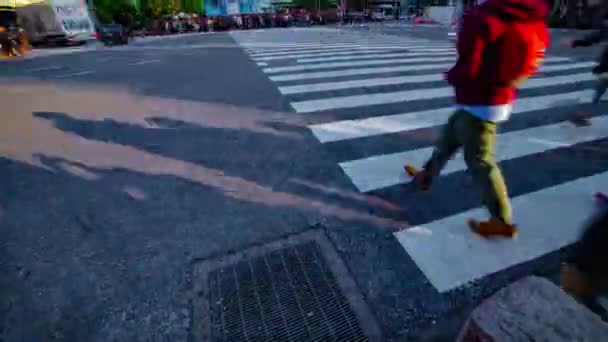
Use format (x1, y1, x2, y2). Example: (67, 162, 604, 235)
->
(468, 218, 518, 238)
(404, 164, 431, 191)
(560, 262, 593, 298)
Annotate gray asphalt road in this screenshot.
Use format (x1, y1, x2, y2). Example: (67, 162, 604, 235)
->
(1, 27, 606, 342)
(0, 33, 359, 341)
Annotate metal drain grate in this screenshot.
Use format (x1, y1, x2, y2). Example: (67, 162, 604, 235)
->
(192, 230, 382, 342)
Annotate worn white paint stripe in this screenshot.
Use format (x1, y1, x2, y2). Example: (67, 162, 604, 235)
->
(55, 70, 96, 78)
(272, 62, 455, 83)
(290, 62, 597, 113)
(340, 97, 600, 193)
(254, 49, 456, 61)
(274, 60, 593, 84)
(279, 62, 586, 95)
(248, 44, 452, 56)
(310, 90, 591, 143)
(128, 59, 161, 66)
(256, 62, 268, 66)
(27, 65, 63, 72)
(395, 170, 608, 293)
(264, 56, 457, 74)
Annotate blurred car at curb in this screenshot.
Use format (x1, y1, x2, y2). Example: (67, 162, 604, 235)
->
(97, 24, 128, 46)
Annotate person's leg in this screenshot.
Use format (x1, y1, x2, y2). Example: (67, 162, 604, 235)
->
(406, 110, 464, 190)
(458, 113, 515, 236)
(593, 78, 608, 104)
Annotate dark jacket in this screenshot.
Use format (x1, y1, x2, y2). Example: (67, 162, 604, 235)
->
(446, 0, 550, 106)
(573, 209, 608, 277)
(572, 27, 608, 74)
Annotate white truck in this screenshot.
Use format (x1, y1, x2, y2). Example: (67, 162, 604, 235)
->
(14, 0, 96, 46)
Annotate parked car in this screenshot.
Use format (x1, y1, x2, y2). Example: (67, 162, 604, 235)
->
(97, 24, 128, 46)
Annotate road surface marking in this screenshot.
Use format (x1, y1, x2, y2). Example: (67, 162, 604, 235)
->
(280, 74, 444, 94)
(128, 59, 161, 66)
(278, 64, 588, 95)
(264, 56, 458, 74)
(309, 90, 591, 143)
(27, 66, 63, 73)
(248, 43, 452, 56)
(55, 70, 96, 78)
(271, 62, 456, 83)
(395, 170, 608, 292)
(253, 49, 457, 61)
(289, 62, 597, 112)
(340, 107, 603, 192)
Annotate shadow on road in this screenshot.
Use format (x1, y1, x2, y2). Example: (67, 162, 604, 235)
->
(0, 79, 425, 340)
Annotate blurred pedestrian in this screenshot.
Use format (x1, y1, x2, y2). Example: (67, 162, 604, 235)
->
(563, 15, 608, 105)
(561, 207, 608, 322)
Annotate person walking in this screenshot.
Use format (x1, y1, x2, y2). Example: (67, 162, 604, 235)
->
(404, 0, 550, 238)
(564, 16, 608, 106)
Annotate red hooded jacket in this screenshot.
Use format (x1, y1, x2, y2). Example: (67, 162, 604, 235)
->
(446, 0, 550, 107)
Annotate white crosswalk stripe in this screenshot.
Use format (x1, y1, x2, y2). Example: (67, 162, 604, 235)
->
(231, 29, 608, 293)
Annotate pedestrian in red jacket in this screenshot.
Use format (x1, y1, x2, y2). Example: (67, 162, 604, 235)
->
(405, 0, 550, 238)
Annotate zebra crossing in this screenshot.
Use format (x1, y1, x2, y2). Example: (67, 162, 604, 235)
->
(231, 29, 608, 293)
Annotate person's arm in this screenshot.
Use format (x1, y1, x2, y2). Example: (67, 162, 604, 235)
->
(511, 25, 550, 88)
(446, 13, 486, 85)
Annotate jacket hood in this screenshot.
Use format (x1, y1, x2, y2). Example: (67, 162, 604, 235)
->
(481, 0, 549, 22)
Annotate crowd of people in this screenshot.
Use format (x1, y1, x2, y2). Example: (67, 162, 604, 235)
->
(130, 8, 339, 36)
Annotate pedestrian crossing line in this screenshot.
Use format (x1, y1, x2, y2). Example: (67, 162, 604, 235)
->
(279, 74, 445, 95)
(249, 46, 455, 58)
(395, 170, 608, 293)
(270, 62, 456, 83)
(230, 29, 608, 295)
(295, 51, 454, 63)
(247, 44, 453, 56)
(309, 90, 591, 143)
(252, 49, 457, 62)
(246, 42, 452, 51)
(270, 60, 595, 85)
(282, 69, 591, 97)
(257, 62, 268, 66)
(240, 39, 437, 47)
(341, 110, 605, 193)
(263, 56, 458, 74)
(295, 55, 573, 67)
(289, 62, 597, 113)
(283, 69, 592, 96)
(246, 44, 450, 57)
